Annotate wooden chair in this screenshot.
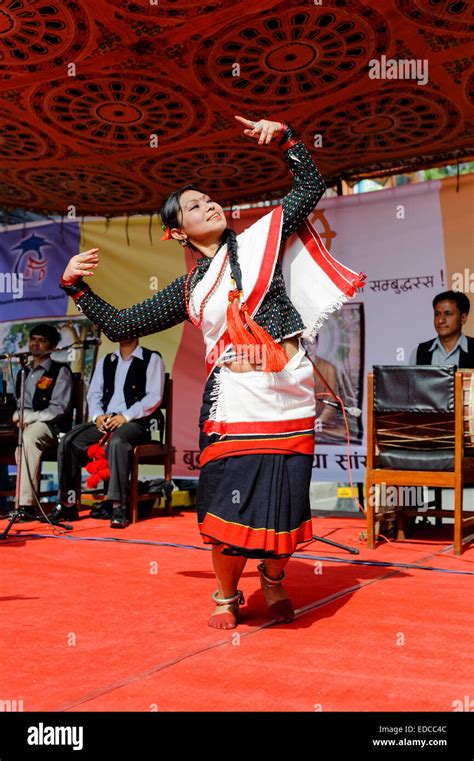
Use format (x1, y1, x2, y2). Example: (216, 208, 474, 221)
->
(78, 374, 175, 523)
(0, 372, 84, 500)
(129, 373, 175, 523)
(366, 365, 474, 556)
(42, 371, 84, 464)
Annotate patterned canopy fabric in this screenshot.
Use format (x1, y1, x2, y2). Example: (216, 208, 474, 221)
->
(1, 0, 472, 216)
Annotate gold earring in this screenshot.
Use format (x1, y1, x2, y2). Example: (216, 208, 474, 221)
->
(181, 239, 188, 247)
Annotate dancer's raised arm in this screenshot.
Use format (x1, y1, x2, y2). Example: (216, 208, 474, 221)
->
(279, 124, 326, 240)
(60, 250, 188, 342)
(234, 115, 326, 241)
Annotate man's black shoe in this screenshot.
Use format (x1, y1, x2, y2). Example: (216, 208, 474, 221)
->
(110, 506, 129, 529)
(90, 500, 113, 520)
(46, 504, 80, 525)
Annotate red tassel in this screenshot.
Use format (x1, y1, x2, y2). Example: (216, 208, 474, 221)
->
(87, 443, 103, 458)
(225, 288, 290, 372)
(86, 473, 101, 489)
(226, 289, 259, 362)
(241, 303, 289, 372)
(85, 434, 111, 488)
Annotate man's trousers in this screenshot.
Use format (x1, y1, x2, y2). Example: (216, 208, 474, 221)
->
(57, 422, 150, 506)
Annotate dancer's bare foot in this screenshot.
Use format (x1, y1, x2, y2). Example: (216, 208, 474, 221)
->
(257, 562, 295, 623)
(208, 590, 244, 629)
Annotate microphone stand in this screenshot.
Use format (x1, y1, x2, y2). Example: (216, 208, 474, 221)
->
(304, 345, 360, 556)
(0, 349, 73, 539)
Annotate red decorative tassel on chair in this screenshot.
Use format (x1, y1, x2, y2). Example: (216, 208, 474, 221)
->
(85, 433, 111, 489)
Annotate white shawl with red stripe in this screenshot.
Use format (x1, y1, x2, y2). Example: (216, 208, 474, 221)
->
(188, 204, 365, 376)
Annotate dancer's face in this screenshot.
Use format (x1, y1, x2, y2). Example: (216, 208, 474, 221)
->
(171, 189, 226, 246)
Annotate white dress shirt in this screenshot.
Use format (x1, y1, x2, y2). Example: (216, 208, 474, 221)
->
(87, 345, 164, 423)
(409, 333, 468, 366)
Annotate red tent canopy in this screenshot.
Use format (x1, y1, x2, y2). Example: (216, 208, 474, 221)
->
(1, 0, 473, 215)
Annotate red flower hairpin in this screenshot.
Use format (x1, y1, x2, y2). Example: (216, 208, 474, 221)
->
(161, 223, 172, 241)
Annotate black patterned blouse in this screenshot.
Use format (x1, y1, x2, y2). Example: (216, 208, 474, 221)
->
(66, 126, 326, 343)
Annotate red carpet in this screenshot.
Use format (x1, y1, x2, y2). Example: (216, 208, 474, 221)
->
(1, 510, 473, 712)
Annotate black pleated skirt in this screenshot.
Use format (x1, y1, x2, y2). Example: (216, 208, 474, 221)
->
(196, 367, 314, 559)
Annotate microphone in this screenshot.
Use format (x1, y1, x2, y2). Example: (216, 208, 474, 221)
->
(320, 398, 362, 418)
(0, 339, 101, 361)
(82, 338, 102, 348)
(0, 352, 26, 361)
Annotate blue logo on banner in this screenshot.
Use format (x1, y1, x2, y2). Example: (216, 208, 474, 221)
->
(0, 221, 81, 321)
(13, 233, 51, 287)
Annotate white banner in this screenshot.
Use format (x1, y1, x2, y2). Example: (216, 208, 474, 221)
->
(308, 179, 446, 481)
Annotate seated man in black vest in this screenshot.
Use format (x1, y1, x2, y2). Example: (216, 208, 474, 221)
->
(409, 290, 474, 367)
(49, 337, 164, 529)
(13, 323, 73, 520)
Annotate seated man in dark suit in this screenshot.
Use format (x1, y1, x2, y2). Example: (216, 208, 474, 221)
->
(13, 323, 73, 520)
(409, 291, 474, 367)
(49, 337, 164, 529)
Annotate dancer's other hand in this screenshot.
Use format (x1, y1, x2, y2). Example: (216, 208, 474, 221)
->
(62, 248, 99, 285)
(234, 115, 285, 145)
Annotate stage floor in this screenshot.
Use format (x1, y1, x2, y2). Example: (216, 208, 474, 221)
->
(1, 510, 473, 712)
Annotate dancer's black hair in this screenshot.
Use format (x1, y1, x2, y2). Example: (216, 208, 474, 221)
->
(159, 185, 243, 292)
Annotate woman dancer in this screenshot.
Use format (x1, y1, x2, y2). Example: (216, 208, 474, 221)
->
(60, 115, 327, 629)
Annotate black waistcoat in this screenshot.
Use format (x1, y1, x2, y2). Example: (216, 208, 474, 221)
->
(101, 347, 163, 431)
(15, 360, 72, 435)
(416, 336, 474, 368)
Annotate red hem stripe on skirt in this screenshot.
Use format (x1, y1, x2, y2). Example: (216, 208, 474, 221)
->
(199, 512, 313, 555)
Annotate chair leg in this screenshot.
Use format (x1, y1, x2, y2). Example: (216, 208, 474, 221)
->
(396, 509, 406, 540)
(434, 487, 443, 528)
(454, 479, 463, 557)
(395, 487, 407, 540)
(164, 455, 172, 517)
(366, 479, 376, 549)
(130, 453, 139, 525)
(75, 471, 82, 512)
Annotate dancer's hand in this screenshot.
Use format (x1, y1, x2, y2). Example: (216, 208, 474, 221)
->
(234, 115, 285, 145)
(62, 248, 99, 285)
